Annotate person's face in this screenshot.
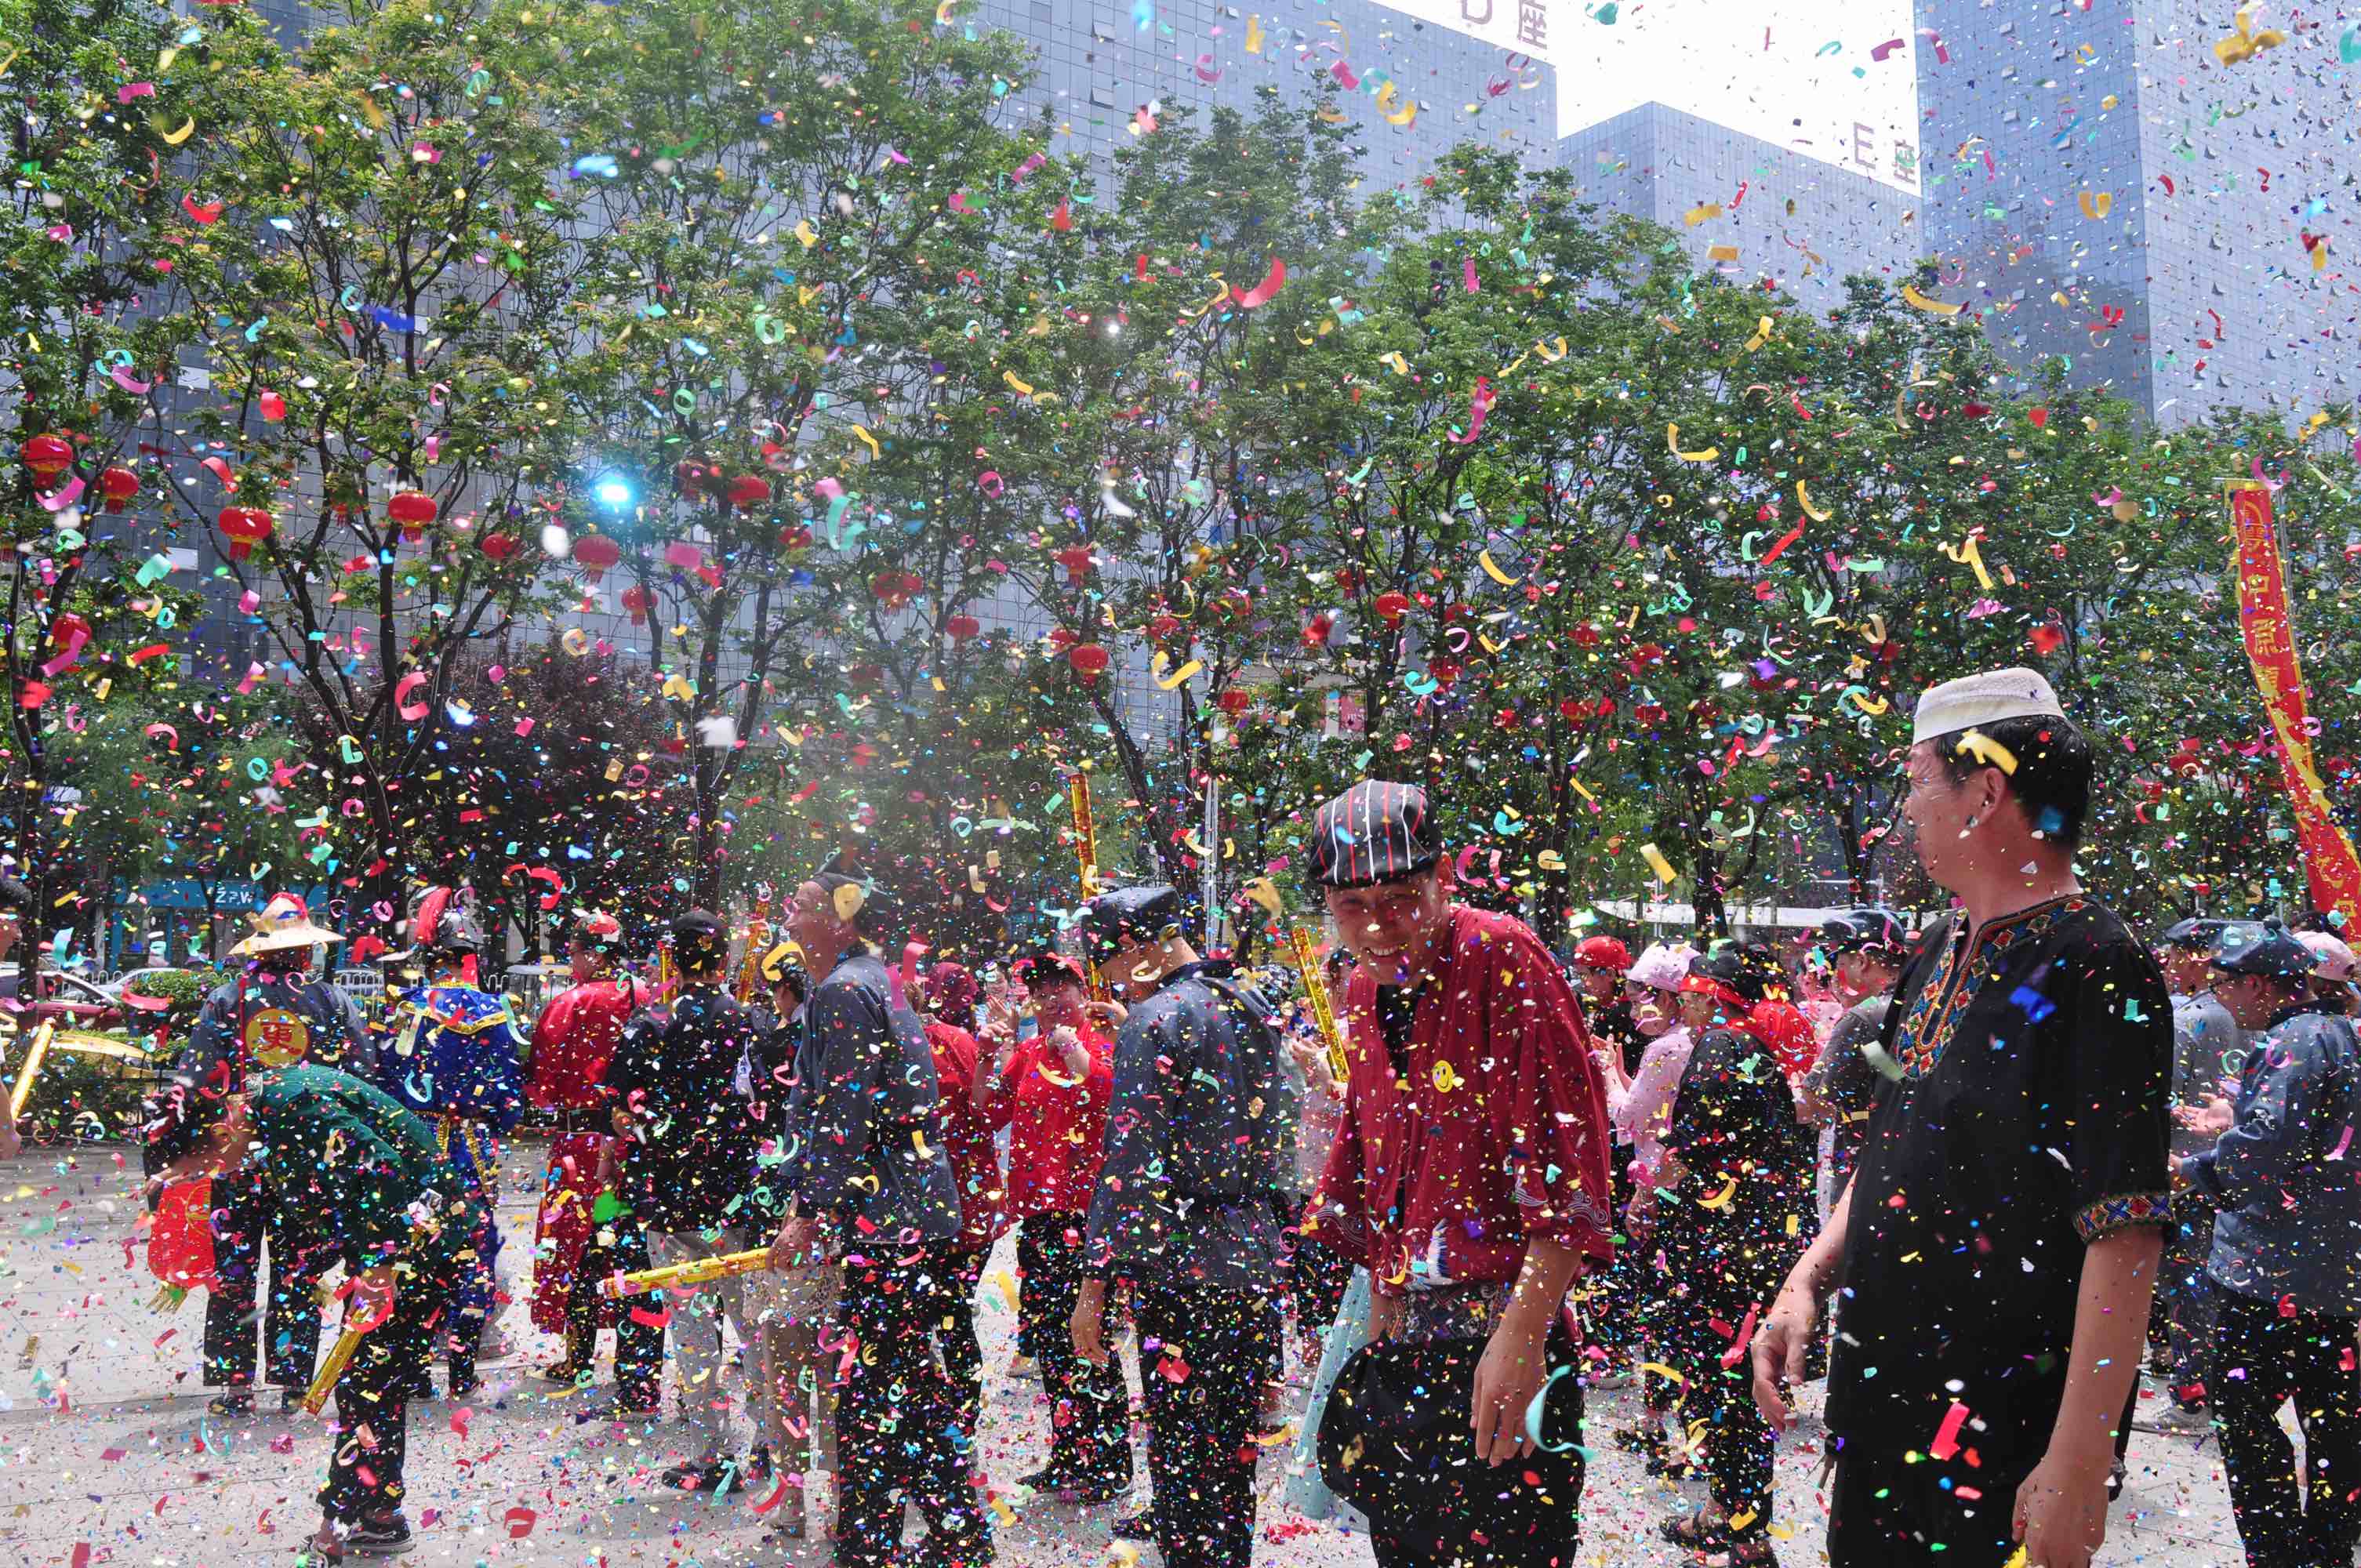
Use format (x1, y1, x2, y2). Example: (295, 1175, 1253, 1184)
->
(1099, 935, 1164, 1002)
(1675, 988, 1719, 1032)
(2159, 947, 2211, 996)
(769, 978, 804, 1018)
(1573, 964, 1618, 1002)
(1833, 951, 1891, 1001)
(0, 913, 19, 955)
(1627, 981, 1673, 1036)
(1027, 975, 1085, 1027)
(2212, 971, 2283, 1029)
(568, 936, 601, 983)
(1324, 867, 1451, 984)
(786, 880, 842, 959)
(1900, 741, 2002, 891)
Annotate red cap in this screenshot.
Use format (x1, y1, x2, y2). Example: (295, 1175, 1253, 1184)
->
(1573, 935, 1632, 971)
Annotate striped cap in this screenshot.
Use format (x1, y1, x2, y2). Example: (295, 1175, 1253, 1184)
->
(1306, 781, 1437, 890)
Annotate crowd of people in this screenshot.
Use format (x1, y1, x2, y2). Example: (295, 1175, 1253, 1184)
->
(114, 665, 2361, 1568)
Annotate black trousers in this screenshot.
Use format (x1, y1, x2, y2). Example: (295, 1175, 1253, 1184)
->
(318, 1243, 459, 1526)
(834, 1247, 994, 1568)
(1290, 1229, 1353, 1342)
(1829, 1442, 2036, 1567)
(2149, 1194, 2218, 1399)
(1662, 1281, 1778, 1537)
(2213, 1287, 2361, 1568)
(204, 1167, 330, 1388)
(563, 1224, 663, 1410)
(940, 1243, 989, 1456)
(1135, 1277, 1277, 1568)
(1019, 1213, 1131, 1485)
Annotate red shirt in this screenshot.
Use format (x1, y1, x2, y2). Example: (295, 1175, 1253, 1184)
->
(926, 1021, 1004, 1250)
(979, 1025, 1113, 1219)
(1309, 905, 1615, 1298)
(527, 977, 647, 1111)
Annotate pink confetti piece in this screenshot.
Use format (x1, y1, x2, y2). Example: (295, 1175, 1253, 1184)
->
(1927, 1399, 1972, 1461)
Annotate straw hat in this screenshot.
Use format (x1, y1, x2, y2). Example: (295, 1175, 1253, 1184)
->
(234, 893, 344, 956)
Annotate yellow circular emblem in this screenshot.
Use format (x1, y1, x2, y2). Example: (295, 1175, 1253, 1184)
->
(245, 1007, 313, 1068)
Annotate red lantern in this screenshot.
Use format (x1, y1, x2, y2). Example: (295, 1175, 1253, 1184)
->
(479, 533, 521, 561)
(1147, 613, 1182, 641)
(97, 466, 140, 513)
(50, 612, 93, 649)
(1372, 590, 1410, 626)
(1055, 545, 1094, 581)
(387, 490, 438, 539)
(1301, 614, 1333, 650)
(673, 461, 717, 499)
(620, 585, 654, 623)
(21, 433, 71, 479)
(946, 615, 981, 642)
(727, 474, 772, 510)
(1216, 688, 1251, 717)
(1068, 642, 1110, 681)
(215, 506, 275, 559)
(571, 534, 623, 583)
(870, 570, 922, 609)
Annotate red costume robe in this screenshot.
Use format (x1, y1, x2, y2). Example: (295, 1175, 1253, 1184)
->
(527, 975, 646, 1333)
(1309, 904, 1616, 1297)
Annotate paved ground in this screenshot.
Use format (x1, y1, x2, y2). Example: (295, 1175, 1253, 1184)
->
(0, 1144, 2250, 1566)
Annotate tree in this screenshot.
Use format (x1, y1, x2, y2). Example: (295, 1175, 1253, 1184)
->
(543, 0, 1054, 907)
(0, 0, 220, 949)
(147, 0, 596, 942)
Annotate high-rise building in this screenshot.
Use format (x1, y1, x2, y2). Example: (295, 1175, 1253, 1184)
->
(1559, 103, 1917, 310)
(1914, 0, 2357, 426)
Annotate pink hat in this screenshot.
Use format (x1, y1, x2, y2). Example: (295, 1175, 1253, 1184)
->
(2297, 931, 2359, 985)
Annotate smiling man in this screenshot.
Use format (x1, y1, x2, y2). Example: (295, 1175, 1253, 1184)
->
(1302, 780, 1614, 1567)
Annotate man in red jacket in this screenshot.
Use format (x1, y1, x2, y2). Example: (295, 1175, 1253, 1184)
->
(1306, 781, 1616, 1566)
(917, 962, 1004, 1457)
(525, 910, 660, 1414)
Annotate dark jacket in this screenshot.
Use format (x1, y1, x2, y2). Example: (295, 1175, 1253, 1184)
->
(786, 950, 961, 1245)
(2184, 1003, 2361, 1315)
(1086, 959, 1294, 1294)
(179, 969, 376, 1094)
(606, 984, 765, 1235)
(245, 1064, 481, 1277)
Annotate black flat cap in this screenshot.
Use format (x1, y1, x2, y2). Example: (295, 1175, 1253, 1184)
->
(1306, 781, 1436, 890)
(2212, 924, 2315, 979)
(1081, 885, 1183, 961)
(2161, 916, 2229, 953)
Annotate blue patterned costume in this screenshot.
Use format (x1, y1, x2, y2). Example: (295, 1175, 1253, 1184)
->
(376, 984, 525, 1375)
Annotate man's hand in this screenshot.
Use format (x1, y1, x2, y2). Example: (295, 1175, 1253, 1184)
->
(2013, 1446, 2113, 1568)
(1367, 1290, 1405, 1343)
(983, 992, 1019, 1044)
(1469, 1320, 1549, 1465)
(351, 1264, 398, 1333)
(1623, 1188, 1657, 1240)
(770, 1214, 823, 1272)
(1071, 1278, 1110, 1367)
(1082, 999, 1128, 1030)
(609, 1106, 634, 1138)
(2172, 1094, 2234, 1138)
(1749, 1286, 1817, 1432)
(1049, 1024, 1089, 1078)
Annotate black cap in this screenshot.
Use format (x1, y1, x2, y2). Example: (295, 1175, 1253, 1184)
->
(1819, 908, 1908, 956)
(1080, 885, 1183, 962)
(1015, 943, 1087, 988)
(671, 909, 728, 969)
(1688, 943, 1778, 1004)
(2161, 916, 2230, 953)
(813, 852, 899, 938)
(1307, 781, 1437, 890)
(0, 874, 29, 913)
(2212, 923, 2315, 979)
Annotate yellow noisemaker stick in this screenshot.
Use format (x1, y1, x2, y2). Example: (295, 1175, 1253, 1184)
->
(597, 1246, 773, 1301)
(1068, 773, 1112, 1004)
(303, 1320, 368, 1416)
(1288, 927, 1350, 1084)
(8, 1021, 56, 1120)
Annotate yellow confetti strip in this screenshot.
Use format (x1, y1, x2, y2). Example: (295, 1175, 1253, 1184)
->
(1796, 479, 1832, 522)
(1954, 728, 2020, 775)
(1667, 423, 1719, 463)
(1696, 1176, 1739, 1210)
(1639, 842, 1677, 884)
(1477, 550, 1519, 586)
(1901, 283, 1963, 316)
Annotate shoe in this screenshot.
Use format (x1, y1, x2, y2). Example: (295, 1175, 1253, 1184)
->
(210, 1390, 256, 1417)
(477, 1328, 514, 1363)
(446, 1370, 480, 1402)
(1064, 1471, 1130, 1505)
(2134, 1400, 2212, 1436)
(1612, 1422, 1662, 1454)
(596, 1398, 659, 1422)
(1007, 1354, 1040, 1380)
(279, 1388, 304, 1414)
(1017, 1465, 1070, 1492)
(1662, 1510, 1724, 1550)
(298, 1524, 346, 1563)
(344, 1512, 413, 1557)
(663, 1457, 749, 1495)
(537, 1360, 587, 1385)
(1110, 1508, 1154, 1541)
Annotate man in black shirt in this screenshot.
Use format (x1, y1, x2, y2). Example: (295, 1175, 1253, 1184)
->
(1753, 669, 2171, 1568)
(605, 909, 769, 1494)
(767, 855, 983, 1568)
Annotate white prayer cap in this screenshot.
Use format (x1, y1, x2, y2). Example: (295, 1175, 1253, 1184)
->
(1910, 666, 2065, 746)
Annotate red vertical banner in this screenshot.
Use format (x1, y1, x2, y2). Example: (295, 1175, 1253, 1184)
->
(2229, 485, 2361, 927)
